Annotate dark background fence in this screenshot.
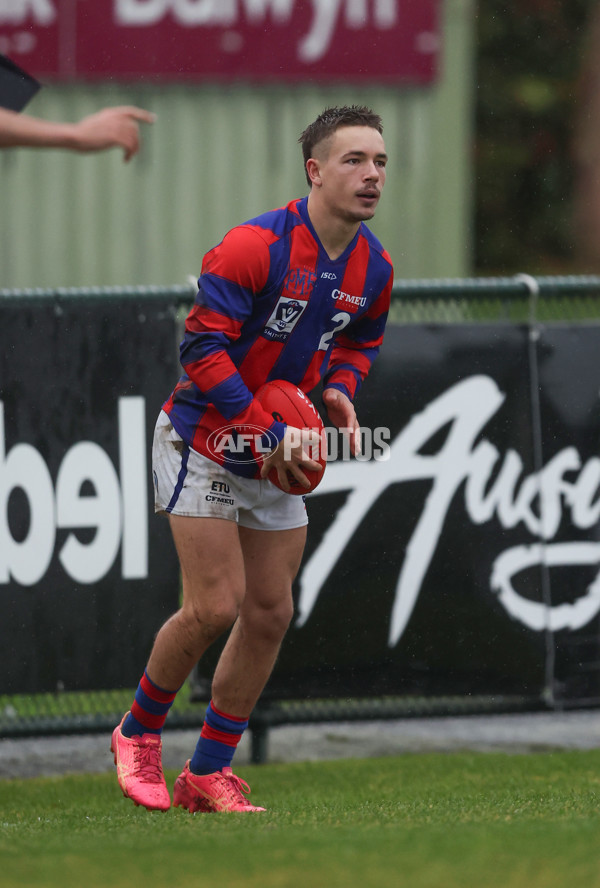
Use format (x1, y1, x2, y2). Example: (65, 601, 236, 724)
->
(2, 275, 600, 761)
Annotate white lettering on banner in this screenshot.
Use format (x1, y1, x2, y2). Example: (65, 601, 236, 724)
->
(0, 0, 55, 25)
(115, 0, 226, 26)
(114, 0, 294, 26)
(296, 375, 600, 644)
(0, 397, 148, 586)
(55, 442, 122, 584)
(242, 0, 295, 24)
(114, 0, 398, 61)
(491, 543, 600, 632)
(298, 0, 397, 62)
(0, 408, 55, 585)
(118, 397, 148, 579)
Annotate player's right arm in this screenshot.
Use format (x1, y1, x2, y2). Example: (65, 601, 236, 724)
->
(179, 226, 286, 441)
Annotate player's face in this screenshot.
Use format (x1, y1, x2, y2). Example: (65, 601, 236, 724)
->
(314, 125, 388, 223)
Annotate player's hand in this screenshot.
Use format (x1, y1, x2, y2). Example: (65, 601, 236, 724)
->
(70, 106, 156, 161)
(322, 387, 361, 456)
(260, 426, 323, 492)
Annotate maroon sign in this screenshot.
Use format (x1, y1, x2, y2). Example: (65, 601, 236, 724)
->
(0, 1, 441, 84)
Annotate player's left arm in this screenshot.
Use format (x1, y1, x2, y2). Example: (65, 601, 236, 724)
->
(322, 387, 361, 456)
(322, 268, 393, 456)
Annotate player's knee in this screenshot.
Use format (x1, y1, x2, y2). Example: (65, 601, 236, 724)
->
(182, 597, 240, 642)
(245, 594, 294, 642)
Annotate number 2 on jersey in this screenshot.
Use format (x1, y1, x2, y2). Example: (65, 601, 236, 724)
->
(318, 311, 351, 351)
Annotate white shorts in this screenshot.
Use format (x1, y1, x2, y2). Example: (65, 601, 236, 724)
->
(152, 411, 308, 531)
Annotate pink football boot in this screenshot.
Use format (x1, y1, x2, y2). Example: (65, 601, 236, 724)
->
(173, 761, 266, 813)
(111, 713, 171, 812)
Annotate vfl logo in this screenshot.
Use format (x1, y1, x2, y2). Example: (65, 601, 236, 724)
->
(264, 296, 307, 342)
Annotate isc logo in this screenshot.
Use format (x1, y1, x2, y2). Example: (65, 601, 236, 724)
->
(0, 397, 148, 586)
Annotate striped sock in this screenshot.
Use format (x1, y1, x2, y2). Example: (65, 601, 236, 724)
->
(189, 701, 249, 775)
(121, 670, 178, 738)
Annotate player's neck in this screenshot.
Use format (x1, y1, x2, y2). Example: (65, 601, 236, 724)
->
(306, 194, 360, 261)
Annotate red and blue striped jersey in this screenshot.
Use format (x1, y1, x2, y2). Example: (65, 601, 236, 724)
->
(163, 196, 393, 477)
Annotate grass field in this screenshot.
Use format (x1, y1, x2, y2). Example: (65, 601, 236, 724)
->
(1, 750, 600, 888)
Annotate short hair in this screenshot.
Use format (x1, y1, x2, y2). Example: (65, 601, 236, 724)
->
(298, 105, 384, 186)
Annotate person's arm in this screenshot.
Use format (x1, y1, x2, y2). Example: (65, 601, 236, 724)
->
(323, 266, 393, 455)
(179, 226, 286, 435)
(0, 105, 155, 161)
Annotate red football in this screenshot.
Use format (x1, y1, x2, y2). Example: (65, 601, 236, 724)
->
(254, 380, 326, 494)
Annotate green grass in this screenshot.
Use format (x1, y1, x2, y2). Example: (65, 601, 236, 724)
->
(1, 751, 600, 888)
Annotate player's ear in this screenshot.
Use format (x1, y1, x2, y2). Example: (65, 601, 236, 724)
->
(306, 158, 322, 187)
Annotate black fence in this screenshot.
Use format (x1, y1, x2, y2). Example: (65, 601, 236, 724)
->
(2, 275, 600, 761)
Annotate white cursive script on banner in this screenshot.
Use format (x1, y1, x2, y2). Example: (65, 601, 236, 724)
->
(114, 0, 398, 62)
(297, 375, 600, 645)
(0, 0, 55, 25)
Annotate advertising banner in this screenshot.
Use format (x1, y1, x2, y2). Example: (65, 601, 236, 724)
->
(0, 296, 180, 694)
(200, 322, 600, 704)
(0, 0, 441, 84)
(4, 307, 600, 705)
